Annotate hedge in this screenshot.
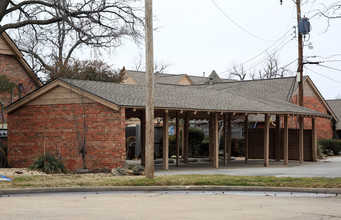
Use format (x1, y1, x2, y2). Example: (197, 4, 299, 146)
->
(318, 139, 341, 155)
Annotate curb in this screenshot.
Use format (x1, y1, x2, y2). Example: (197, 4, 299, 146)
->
(1, 186, 341, 195)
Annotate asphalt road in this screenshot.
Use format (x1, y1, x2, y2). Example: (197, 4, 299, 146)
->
(0, 191, 340, 220)
(155, 156, 341, 178)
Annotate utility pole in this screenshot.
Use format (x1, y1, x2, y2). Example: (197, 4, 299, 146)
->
(145, 0, 154, 179)
(296, 0, 303, 107)
(296, 0, 304, 163)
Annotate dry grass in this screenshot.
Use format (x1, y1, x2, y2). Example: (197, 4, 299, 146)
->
(1, 173, 341, 189)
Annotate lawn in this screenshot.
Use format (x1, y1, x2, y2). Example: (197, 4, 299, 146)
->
(1, 174, 341, 189)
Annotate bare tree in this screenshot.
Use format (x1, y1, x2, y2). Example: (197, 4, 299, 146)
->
(133, 52, 144, 71)
(229, 53, 291, 81)
(260, 53, 291, 79)
(316, 1, 341, 20)
(132, 54, 171, 73)
(70, 86, 89, 170)
(154, 61, 169, 74)
(229, 66, 247, 81)
(1, 0, 143, 75)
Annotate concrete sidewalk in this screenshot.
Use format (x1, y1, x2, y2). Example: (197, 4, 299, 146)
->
(154, 156, 341, 178)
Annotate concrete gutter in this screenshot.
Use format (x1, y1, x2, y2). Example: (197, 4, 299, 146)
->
(1, 186, 341, 195)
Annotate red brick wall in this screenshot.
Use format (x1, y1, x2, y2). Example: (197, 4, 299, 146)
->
(290, 95, 332, 139)
(7, 103, 126, 170)
(0, 54, 39, 122)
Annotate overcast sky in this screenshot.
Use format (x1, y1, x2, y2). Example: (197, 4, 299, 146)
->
(105, 0, 341, 100)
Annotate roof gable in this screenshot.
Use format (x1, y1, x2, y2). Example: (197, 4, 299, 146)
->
(5, 79, 119, 114)
(0, 32, 42, 87)
(326, 99, 341, 129)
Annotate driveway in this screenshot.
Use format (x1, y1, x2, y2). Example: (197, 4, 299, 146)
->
(155, 156, 341, 178)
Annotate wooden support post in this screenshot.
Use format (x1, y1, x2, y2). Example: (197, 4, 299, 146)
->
(145, 0, 154, 179)
(184, 112, 189, 163)
(312, 117, 317, 162)
(275, 115, 281, 161)
(299, 116, 304, 163)
(228, 113, 232, 161)
(264, 113, 270, 167)
(162, 112, 169, 170)
(223, 113, 227, 165)
(181, 126, 185, 159)
(213, 113, 219, 168)
(244, 114, 249, 164)
(141, 112, 146, 166)
(283, 115, 289, 165)
(209, 114, 213, 162)
(176, 111, 180, 167)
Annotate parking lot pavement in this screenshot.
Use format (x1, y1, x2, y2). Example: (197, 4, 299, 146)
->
(155, 156, 341, 178)
(0, 191, 340, 220)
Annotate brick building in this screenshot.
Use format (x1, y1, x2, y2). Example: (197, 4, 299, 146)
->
(327, 99, 341, 139)
(0, 32, 42, 144)
(122, 71, 337, 139)
(5, 78, 330, 170)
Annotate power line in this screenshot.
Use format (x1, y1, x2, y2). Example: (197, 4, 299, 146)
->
(211, 0, 276, 42)
(304, 67, 341, 84)
(305, 54, 341, 59)
(218, 29, 294, 76)
(242, 37, 295, 72)
(221, 36, 295, 78)
(281, 58, 298, 69)
(322, 60, 341, 63)
(317, 64, 341, 72)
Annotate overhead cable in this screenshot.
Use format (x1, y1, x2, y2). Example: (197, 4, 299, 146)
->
(304, 67, 341, 84)
(218, 29, 294, 76)
(211, 0, 277, 42)
(317, 64, 341, 72)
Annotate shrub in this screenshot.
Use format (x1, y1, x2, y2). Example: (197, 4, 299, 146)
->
(189, 127, 205, 157)
(30, 154, 67, 174)
(159, 135, 177, 158)
(318, 139, 341, 155)
(219, 137, 245, 157)
(0, 146, 7, 168)
(198, 142, 209, 156)
(235, 138, 245, 157)
(126, 136, 136, 160)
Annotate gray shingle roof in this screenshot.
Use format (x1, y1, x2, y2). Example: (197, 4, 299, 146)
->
(60, 78, 329, 117)
(327, 99, 341, 130)
(126, 70, 187, 85)
(205, 77, 298, 102)
(126, 70, 235, 85)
